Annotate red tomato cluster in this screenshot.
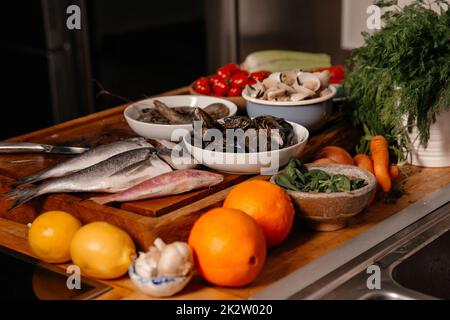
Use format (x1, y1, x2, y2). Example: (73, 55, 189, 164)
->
(309, 65, 345, 84)
(194, 63, 270, 97)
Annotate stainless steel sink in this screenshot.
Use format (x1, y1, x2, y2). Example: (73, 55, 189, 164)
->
(391, 229, 450, 299)
(251, 183, 450, 300)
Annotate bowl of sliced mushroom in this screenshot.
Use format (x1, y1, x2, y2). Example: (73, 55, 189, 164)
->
(242, 69, 337, 132)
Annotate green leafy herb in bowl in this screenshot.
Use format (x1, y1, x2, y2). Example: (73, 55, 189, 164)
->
(275, 159, 367, 193)
(270, 161, 377, 231)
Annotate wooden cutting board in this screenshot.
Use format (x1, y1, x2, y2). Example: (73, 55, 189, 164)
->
(0, 88, 360, 249)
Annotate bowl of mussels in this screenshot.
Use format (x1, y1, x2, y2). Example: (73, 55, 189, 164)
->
(124, 95, 238, 141)
(182, 108, 309, 175)
(242, 69, 337, 132)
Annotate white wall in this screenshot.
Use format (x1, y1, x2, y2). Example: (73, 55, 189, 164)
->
(340, 0, 444, 49)
(341, 0, 373, 50)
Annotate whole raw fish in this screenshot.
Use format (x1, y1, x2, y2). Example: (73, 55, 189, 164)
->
(7, 147, 172, 209)
(89, 169, 224, 204)
(17, 137, 153, 185)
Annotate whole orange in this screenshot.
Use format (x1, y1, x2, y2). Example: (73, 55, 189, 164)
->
(188, 207, 266, 287)
(223, 180, 295, 248)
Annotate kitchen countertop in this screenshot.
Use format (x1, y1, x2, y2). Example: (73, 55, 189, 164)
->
(1, 87, 450, 300)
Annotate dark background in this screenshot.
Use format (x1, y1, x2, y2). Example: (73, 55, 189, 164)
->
(0, 0, 348, 140)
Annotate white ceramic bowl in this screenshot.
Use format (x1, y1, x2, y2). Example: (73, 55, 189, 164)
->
(183, 122, 309, 175)
(124, 95, 238, 141)
(243, 86, 336, 132)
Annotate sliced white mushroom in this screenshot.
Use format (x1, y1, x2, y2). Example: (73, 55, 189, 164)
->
(248, 69, 332, 102)
(280, 70, 298, 86)
(246, 81, 266, 99)
(290, 86, 316, 101)
(262, 77, 279, 89)
(268, 72, 282, 82)
(314, 70, 331, 88)
(290, 93, 308, 101)
(277, 96, 292, 102)
(297, 73, 321, 92)
(267, 88, 286, 100)
(277, 82, 296, 94)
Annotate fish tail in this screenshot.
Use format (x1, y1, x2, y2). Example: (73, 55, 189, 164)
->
(5, 187, 40, 210)
(89, 195, 115, 205)
(14, 173, 42, 187)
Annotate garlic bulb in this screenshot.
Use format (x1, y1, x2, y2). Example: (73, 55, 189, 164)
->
(134, 246, 160, 278)
(158, 241, 193, 278)
(129, 238, 194, 297)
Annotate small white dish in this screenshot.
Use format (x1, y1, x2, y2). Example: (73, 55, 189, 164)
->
(183, 121, 309, 175)
(124, 95, 238, 141)
(128, 261, 193, 298)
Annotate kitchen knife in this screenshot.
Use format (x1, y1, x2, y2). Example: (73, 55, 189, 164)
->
(0, 141, 89, 155)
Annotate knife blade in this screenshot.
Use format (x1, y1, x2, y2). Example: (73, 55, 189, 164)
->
(0, 141, 89, 155)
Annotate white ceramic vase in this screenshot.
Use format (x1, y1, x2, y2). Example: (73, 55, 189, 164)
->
(407, 109, 450, 168)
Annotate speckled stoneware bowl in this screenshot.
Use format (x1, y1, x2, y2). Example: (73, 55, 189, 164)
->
(271, 163, 377, 231)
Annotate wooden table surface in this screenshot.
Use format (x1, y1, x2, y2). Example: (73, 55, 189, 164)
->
(1, 87, 449, 300)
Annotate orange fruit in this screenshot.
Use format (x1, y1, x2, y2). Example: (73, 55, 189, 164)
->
(313, 158, 337, 164)
(188, 207, 266, 287)
(223, 180, 295, 248)
(315, 146, 354, 165)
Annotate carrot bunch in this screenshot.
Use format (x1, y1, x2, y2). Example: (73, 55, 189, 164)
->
(312, 138, 399, 199)
(353, 136, 398, 195)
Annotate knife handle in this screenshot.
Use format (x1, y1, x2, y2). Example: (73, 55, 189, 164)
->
(0, 141, 50, 153)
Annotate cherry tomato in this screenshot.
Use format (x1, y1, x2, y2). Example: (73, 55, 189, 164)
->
(330, 65, 344, 79)
(309, 65, 345, 84)
(228, 86, 242, 97)
(194, 77, 210, 95)
(217, 67, 232, 79)
(328, 65, 345, 84)
(250, 71, 270, 82)
(212, 78, 230, 96)
(247, 78, 256, 85)
(236, 70, 249, 77)
(224, 63, 240, 75)
(230, 72, 249, 89)
(209, 75, 222, 87)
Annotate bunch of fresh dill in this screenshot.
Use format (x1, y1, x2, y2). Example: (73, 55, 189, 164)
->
(344, 0, 450, 160)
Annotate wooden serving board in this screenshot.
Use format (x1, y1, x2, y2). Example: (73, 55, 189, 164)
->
(0, 88, 360, 249)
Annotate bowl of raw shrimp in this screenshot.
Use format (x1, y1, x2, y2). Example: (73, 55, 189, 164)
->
(124, 95, 238, 141)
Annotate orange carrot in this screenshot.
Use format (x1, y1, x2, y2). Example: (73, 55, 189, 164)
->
(353, 154, 374, 174)
(370, 135, 391, 193)
(389, 164, 400, 182)
(354, 154, 377, 206)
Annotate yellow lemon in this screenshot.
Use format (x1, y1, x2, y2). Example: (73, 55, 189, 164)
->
(70, 222, 136, 280)
(28, 211, 82, 263)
